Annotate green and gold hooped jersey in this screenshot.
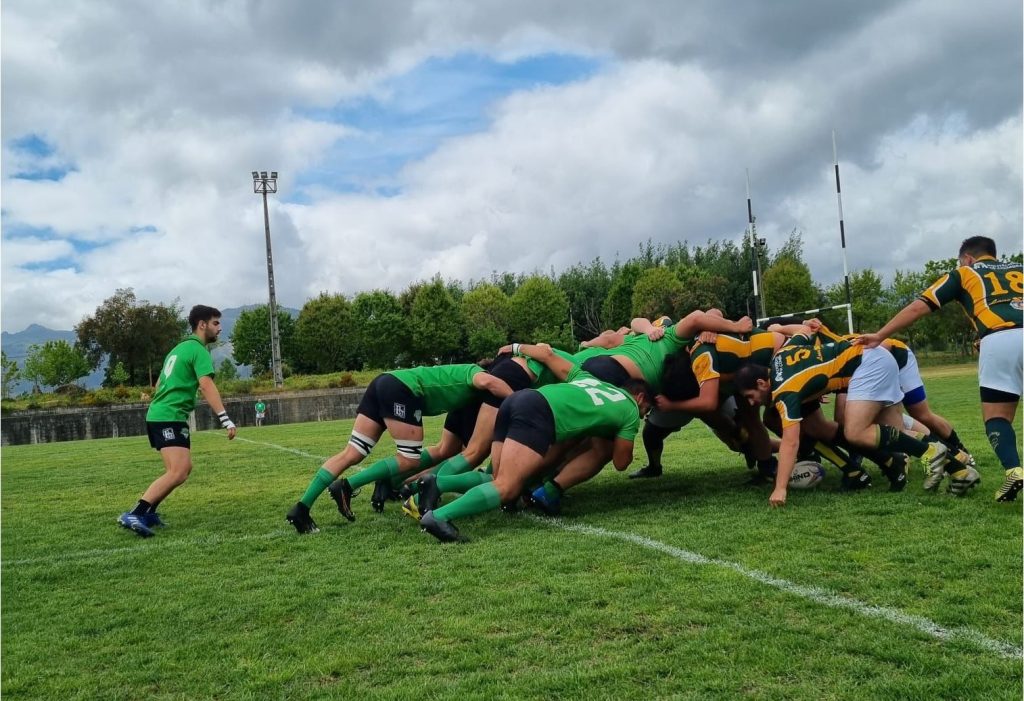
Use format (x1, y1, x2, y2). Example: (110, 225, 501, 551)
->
(769, 335, 864, 428)
(146, 335, 215, 422)
(919, 256, 1023, 338)
(538, 366, 641, 443)
(689, 330, 777, 387)
(390, 364, 484, 416)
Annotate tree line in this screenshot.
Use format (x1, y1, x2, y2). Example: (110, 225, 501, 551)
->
(4, 233, 1020, 394)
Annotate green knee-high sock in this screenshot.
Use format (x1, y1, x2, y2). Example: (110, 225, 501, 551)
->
(438, 454, 472, 477)
(348, 456, 400, 491)
(433, 482, 501, 521)
(437, 470, 492, 494)
(391, 449, 434, 488)
(300, 468, 337, 508)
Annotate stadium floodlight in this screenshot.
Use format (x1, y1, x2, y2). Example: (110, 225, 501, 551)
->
(252, 169, 284, 388)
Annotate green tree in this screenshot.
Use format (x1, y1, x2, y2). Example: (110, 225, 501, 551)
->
(22, 340, 91, 390)
(557, 259, 613, 342)
(293, 293, 360, 373)
(824, 269, 891, 334)
(75, 288, 186, 386)
(409, 278, 465, 364)
(509, 276, 573, 349)
(602, 261, 645, 330)
(110, 361, 130, 386)
(351, 290, 407, 369)
(461, 284, 512, 359)
(230, 306, 297, 376)
(676, 267, 727, 315)
(217, 358, 238, 381)
(1, 350, 19, 398)
(762, 257, 820, 319)
(631, 267, 684, 320)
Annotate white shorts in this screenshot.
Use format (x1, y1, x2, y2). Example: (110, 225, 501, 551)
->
(847, 347, 903, 406)
(979, 328, 1023, 396)
(898, 348, 923, 395)
(647, 395, 738, 430)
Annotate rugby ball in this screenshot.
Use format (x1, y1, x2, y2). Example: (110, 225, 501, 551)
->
(788, 460, 825, 489)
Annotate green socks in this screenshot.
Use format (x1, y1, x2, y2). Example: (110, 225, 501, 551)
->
(348, 456, 400, 491)
(433, 482, 501, 521)
(437, 454, 472, 477)
(300, 467, 336, 508)
(986, 418, 1020, 470)
(437, 470, 492, 494)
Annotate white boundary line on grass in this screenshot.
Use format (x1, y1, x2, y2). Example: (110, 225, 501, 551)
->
(5, 436, 1020, 661)
(531, 516, 1022, 661)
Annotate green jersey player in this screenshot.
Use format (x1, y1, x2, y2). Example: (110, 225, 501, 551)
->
(420, 344, 652, 542)
(117, 305, 237, 538)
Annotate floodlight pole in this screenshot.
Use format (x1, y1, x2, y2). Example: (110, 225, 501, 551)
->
(253, 170, 284, 388)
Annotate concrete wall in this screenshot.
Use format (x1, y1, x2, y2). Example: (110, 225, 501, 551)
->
(1, 388, 366, 446)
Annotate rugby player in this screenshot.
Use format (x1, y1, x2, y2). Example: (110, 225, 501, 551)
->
(857, 236, 1023, 501)
(118, 305, 237, 537)
(285, 362, 513, 533)
(420, 343, 652, 542)
(736, 327, 976, 507)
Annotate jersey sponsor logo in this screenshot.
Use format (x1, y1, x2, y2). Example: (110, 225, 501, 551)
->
(393, 403, 406, 419)
(162, 427, 175, 441)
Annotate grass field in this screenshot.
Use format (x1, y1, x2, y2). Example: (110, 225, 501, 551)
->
(2, 364, 1022, 700)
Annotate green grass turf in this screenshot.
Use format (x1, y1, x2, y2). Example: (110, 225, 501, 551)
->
(2, 364, 1021, 700)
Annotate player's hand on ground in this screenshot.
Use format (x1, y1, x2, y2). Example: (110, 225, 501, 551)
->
(852, 333, 883, 348)
(769, 487, 787, 507)
(647, 326, 665, 341)
(698, 330, 718, 345)
(735, 316, 754, 333)
(227, 426, 237, 440)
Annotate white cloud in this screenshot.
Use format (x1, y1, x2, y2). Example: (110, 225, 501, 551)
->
(1, 0, 1020, 331)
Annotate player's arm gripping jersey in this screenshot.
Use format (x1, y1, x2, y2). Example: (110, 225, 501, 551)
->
(769, 336, 863, 427)
(145, 336, 215, 422)
(525, 348, 581, 388)
(919, 257, 1023, 338)
(538, 366, 641, 442)
(390, 364, 484, 416)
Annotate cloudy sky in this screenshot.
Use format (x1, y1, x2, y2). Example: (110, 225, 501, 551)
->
(2, 0, 1021, 333)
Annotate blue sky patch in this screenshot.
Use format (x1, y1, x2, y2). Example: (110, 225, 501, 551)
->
(8, 133, 76, 181)
(288, 52, 605, 201)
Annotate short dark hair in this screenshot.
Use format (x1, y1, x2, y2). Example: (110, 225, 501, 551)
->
(660, 352, 700, 401)
(622, 378, 654, 402)
(959, 236, 996, 258)
(734, 363, 770, 392)
(188, 305, 221, 331)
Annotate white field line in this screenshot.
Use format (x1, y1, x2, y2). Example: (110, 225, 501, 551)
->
(530, 516, 1022, 661)
(6, 436, 1021, 661)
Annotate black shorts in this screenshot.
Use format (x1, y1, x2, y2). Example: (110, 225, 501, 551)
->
(582, 355, 632, 388)
(356, 373, 424, 427)
(147, 421, 191, 450)
(482, 357, 534, 407)
(444, 399, 483, 446)
(493, 389, 556, 456)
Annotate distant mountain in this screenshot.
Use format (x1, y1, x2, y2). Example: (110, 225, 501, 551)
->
(1, 306, 298, 393)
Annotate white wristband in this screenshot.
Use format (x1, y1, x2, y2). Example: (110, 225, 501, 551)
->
(217, 411, 235, 430)
(512, 343, 521, 356)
